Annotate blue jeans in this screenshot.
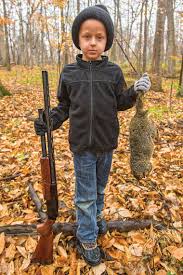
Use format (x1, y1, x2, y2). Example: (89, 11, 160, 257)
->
(73, 150, 113, 243)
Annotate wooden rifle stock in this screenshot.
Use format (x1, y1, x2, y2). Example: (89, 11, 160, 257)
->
(32, 71, 58, 265)
(40, 157, 51, 200)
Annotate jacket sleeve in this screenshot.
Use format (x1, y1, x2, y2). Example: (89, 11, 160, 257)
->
(50, 72, 70, 130)
(115, 68, 137, 111)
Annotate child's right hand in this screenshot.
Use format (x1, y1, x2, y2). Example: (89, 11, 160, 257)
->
(34, 118, 47, 136)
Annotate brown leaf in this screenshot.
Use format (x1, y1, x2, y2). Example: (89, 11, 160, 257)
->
(155, 270, 166, 275)
(129, 232, 146, 244)
(145, 203, 160, 215)
(107, 248, 124, 259)
(171, 247, 183, 260)
(69, 250, 77, 275)
(25, 236, 37, 253)
(20, 256, 31, 271)
(16, 245, 28, 258)
(76, 259, 87, 275)
(92, 263, 106, 275)
(7, 261, 14, 275)
(118, 207, 132, 218)
(166, 230, 182, 243)
(0, 258, 8, 273)
(113, 242, 125, 252)
(53, 232, 63, 248)
(57, 245, 68, 262)
(165, 245, 177, 254)
(129, 244, 143, 257)
(103, 237, 115, 248)
(0, 204, 9, 218)
(0, 232, 5, 255)
(5, 243, 16, 261)
(36, 266, 55, 275)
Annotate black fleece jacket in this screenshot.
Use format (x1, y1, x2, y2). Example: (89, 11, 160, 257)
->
(50, 54, 137, 153)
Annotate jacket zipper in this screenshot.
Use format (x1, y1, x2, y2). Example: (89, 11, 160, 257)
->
(89, 61, 93, 146)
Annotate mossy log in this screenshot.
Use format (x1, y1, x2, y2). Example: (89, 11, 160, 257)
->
(0, 81, 11, 96)
(0, 219, 165, 236)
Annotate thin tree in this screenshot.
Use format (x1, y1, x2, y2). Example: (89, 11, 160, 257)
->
(77, 0, 80, 13)
(166, 0, 176, 77)
(152, 0, 166, 75)
(2, 0, 11, 70)
(137, 1, 144, 73)
(142, 0, 148, 72)
(177, 48, 183, 97)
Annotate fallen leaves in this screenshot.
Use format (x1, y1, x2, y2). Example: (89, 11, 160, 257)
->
(57, 245, 68, 262)
(165, 246, 183, 260)
(129, 243, 143, 257)
(16, 245, 28, 258)
(0, 67, 182, 274)
(117, 207, 133, 218)
(20, 256, 31, 271)
(5, 243, 16, 261)
(0, 233, 5, 255)
(36, 266, 55, 275)
(92, 263, 106, 275)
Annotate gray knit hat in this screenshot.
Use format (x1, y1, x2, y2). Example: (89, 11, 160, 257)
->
(72, 5, 114, 52)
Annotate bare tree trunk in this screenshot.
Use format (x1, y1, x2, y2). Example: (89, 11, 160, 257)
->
(17, 0, 25, 65)
(177, 49, 183, 97)
(126, 0, 130, 58)
(29, 4, 34, 68)
(116, 0, 124, 62)
(2, 0, 11, 70)
(146, 1, 155, 69)
(25, 3, 30, 66)
(110, 0, 118, 62)
(151, 0, 166, 92)
(0, 24, 5, 64)
(44, 6, 54, 64)
(143, 0, 148, 72)
(137, 2, 144, 73)
(10, 20, 16, 63)
(77, 0, 80, 13)
(152, 0, 166, 75)
(166, 0, 176, 77)
(8, 1, 15, 64)
(59, 6, 63, 71)
(61, 2, 70, 67)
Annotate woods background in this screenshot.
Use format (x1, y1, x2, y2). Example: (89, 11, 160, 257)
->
(0, 1, 183, 274)
(0, 0, 182, 78)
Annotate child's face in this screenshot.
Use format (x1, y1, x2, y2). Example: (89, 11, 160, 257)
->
(79, 19, 107, 61)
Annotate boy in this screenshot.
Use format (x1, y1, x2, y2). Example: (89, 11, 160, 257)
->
(34, 4, 151, 266)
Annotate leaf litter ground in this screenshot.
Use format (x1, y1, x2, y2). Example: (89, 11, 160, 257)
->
(0, 67, 182, 274)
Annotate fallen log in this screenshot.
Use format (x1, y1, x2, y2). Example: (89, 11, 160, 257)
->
(0, 219, 166, 236)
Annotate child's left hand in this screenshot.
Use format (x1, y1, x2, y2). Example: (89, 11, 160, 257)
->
(134, 73, 151, 93)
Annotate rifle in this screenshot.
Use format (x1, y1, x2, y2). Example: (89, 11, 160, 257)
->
(32, 71, 58, 265)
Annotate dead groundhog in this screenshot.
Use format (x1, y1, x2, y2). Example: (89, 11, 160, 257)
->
(129, 93, 158, 179)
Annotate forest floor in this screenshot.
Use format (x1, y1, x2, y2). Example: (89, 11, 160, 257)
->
(0, 66, 182, 275)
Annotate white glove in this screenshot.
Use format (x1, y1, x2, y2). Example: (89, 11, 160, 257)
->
(134, 73, 151, 93)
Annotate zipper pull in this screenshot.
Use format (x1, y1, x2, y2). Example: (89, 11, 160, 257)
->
(89, 61, 92, 70)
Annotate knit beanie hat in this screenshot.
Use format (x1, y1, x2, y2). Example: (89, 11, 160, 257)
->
(72, 4, 114, 52)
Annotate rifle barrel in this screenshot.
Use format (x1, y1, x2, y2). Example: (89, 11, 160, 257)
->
(42, 71, 58, 219)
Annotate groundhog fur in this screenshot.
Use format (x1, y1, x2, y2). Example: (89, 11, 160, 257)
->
(129, 94, 158, 180)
